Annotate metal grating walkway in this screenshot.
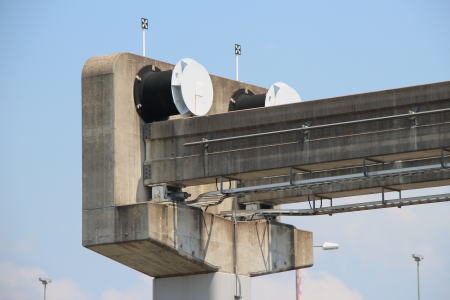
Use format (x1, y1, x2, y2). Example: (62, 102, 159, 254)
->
(219, 193, 450, 218)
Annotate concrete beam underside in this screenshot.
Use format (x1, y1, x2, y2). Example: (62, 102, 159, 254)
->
(84, 202, 313, 277)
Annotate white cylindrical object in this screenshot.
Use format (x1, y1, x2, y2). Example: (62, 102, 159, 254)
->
(265, 82, 301, 107)
(321, 242, 339, 250)
(171, 58, 214, 117)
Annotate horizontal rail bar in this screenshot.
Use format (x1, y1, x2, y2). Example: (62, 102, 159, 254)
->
(196, 164, 445, 198)
(219, 193, 450, 217)
(184, 108, 450, 147)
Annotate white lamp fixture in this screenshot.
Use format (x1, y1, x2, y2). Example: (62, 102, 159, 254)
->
(313, 242, 339, 250)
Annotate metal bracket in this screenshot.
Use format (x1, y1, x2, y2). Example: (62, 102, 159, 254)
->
(365, 157, 385, 164)
(293, 166, 311, 173)
(441, 148, 450, 168)
(308, 194, 331, 214)
(381, 186, 402, 206)
(202, 138, 209, 152)
(315, 194, 333, 215)
(362, 157, 385, 176)
(363, 158, 369, 176)
(217, 176, 227, 193)
(409, 106, 419, 127)
(302, 121, 312, 142)
(142, 123, 152, 140)
(289, 168, 295, 185)
(216, 176, 241, 192)
(143, 164, 151, 179)
(289, 167, 313, 184)
(202, 138, 209, 176)
(151, 184, 190, 203)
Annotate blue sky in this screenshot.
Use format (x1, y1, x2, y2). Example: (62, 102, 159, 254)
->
(1, 0, 449, 299)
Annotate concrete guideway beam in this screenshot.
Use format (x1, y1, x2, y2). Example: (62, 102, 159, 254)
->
(146, 121, 450, 186)
(144, 81, 450, 187)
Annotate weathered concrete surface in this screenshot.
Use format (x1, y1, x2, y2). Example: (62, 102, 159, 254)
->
(82, 53, 312, 278)
(154, 272, 251, 300)
(144, 81, 450, 204)
(83, 202, 312, 277)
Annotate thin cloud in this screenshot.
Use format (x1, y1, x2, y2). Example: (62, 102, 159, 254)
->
(302, 270, 363, 300)
(100, 275, 153, 300)
(0, 261, 153, 300)
(252, 270, 362, 300)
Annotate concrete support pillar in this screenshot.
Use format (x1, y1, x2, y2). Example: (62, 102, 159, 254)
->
(153, 272, 251, 300)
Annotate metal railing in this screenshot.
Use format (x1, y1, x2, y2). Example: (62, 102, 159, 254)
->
(184, 108, 450, 147)
(219, 193, 450, 217)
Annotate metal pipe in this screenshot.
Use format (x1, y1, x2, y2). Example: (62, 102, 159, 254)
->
(184, 108, 450, 147)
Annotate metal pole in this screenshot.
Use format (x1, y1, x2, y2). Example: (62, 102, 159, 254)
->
(142, 28, 146, 56)
(43, 283, 46, 300)
(296, 269, 301, 300)
(412, 254, 423, 300)
(416, 260, 420, 300)
(235, 54, 239, 81)
(140, 18, 148, 57)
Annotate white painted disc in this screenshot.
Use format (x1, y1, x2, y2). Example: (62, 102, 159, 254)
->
(265, 82, 301, 107)
(171, 58, 214, 117)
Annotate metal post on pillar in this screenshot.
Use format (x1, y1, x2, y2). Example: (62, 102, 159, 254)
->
(235, 43, 241, 81)
(141, 17, 148, 56)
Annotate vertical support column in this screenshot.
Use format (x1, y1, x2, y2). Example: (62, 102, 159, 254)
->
(153, 272, 251, 300)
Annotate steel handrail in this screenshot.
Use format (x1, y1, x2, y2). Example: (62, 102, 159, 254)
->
(184, 108, 450, 147)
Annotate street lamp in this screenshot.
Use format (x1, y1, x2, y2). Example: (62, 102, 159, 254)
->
(296, 242, 340, 300)
(38, 277, 52, 300)
(412, 254, 423, 300)
(313, 242, 339, 251)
